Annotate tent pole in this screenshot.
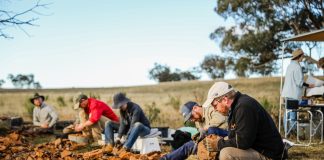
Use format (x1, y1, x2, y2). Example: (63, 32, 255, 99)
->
(279, 42, 286, 133)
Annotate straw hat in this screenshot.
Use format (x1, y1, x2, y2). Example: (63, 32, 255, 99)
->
(291, 48, 304, 60)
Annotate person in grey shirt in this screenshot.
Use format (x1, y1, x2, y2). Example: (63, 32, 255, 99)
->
(30, 93, 58, 133)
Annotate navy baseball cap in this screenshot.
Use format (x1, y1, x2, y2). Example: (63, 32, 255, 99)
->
(180, 101, 198, 123)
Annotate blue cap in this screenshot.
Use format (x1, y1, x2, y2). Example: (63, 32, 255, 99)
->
(180, 101, 198, 123)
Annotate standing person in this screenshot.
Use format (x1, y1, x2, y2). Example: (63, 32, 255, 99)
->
(161, 101, 228, 160)
(111, 92, 151, 153)
(282, 48, 314, 134)
(30, 93, 58, 134)
(73, 93, 119, 144)
(203, 82, 287, 160)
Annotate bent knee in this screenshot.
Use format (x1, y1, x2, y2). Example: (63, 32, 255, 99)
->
(219, 147, 234, 160)
(134, 122, 143, 127)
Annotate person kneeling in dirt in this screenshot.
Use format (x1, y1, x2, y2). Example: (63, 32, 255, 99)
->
(160, 101, 228, 160)
(73, 93, 119, 143)
(30, 93, 58, 134)
(106, 92, 151, 153)
(203, 82, 287, 160)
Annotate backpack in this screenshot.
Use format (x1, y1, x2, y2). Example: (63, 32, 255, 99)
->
(170, 130, 192, 150)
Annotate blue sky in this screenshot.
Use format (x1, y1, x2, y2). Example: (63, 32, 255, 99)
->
(0, 0, 230, 88)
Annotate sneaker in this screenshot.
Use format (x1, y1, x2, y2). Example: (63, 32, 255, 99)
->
(102, 144, 113, 153)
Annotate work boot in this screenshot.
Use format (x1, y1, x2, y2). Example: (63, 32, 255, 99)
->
(102, 144, 113, 153)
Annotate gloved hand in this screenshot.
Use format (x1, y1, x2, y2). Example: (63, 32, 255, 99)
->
(205, 135, 222, 152)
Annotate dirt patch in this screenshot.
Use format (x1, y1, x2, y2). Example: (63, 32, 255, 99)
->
(0, 132, 163, 160)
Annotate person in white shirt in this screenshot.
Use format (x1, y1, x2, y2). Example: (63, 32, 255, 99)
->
(282, 48, 314, 134)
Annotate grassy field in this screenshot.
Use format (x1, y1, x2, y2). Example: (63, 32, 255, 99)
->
(1, 77, 324, 159)
(0, 77, 281, 128)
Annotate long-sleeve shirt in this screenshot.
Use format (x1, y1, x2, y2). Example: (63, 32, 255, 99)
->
(282, 60, 304, 100)
(84, 98, 119, 123)
(33, 103, 58, 128)
(118, 102, 150, 138)
(217, 92, 286, 160)
(195, 105, 228, 130)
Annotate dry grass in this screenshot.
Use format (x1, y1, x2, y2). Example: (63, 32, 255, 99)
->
(0, 77, 281, 128)
(2, 77, 324, 159)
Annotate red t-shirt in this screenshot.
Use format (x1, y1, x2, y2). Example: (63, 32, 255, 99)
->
(85, 98, 119, 123)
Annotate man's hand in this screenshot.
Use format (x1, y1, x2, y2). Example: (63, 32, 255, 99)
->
(192, 132, 200, 141)
(192, 129, 207, 142)
(115, 137, 122, 146)
(74, 124, 84, 132)
(41, 123, 49, 128)
(205, 135, 222, 152)
(309, 84, 315, 88)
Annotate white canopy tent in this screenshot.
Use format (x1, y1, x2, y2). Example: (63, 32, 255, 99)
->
(279, 28, 324, 133)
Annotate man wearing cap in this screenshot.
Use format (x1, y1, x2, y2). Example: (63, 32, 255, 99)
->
(203, 82, 287, 160)
(108, 92, 150, 153)
(30, 93, 58, 133)
(282, 48, 314, 134)
(73, 93, 119, 145)
(161, 101, 228, 160)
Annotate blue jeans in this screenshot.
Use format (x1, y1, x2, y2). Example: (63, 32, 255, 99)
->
(283, 98, 298, 134)
(162, 127, 228, 160)
(104, 121, 120, 145)
(124, 122, 151, 149)
(163, 141, 195, 160)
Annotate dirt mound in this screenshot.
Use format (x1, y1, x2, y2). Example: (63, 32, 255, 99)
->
(0, 132, 162, 160)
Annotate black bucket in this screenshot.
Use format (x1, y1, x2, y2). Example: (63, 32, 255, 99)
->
(156, 127, 169, 138)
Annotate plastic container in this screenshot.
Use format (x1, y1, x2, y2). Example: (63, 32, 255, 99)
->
(156, 127, 169, 138)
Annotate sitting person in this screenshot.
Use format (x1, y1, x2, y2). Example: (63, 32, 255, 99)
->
(30, 93, 58, 134)
(203, 82, 287, 160)
(73, 93, 119, 143)
(161, 101, 228, 160)
(108, 92, 151, 153)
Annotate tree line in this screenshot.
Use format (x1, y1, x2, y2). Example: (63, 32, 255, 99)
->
(2, 1, 323, 83)
(0, 74, 42, 89)
(150, 0, 324, 82)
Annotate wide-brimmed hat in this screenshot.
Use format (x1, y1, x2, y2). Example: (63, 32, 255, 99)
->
(73, 93, 88, 110)
(112, 92, 130, 109)
(291, 48, 304, 60)
(180, 101, 198, 123)
(30, 93, 45, 104)
(202, 82, 234, 108)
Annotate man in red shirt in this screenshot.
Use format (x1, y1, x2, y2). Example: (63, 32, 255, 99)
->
(73, 93, 119, 141)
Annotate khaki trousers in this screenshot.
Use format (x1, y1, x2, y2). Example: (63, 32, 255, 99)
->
(219, 147, 271, 160)
(79, 110, 110, 141)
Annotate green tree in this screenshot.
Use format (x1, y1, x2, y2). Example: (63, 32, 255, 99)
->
(7, 73, 42, 89)
(149, 63, 200, 82)
(0, 79, 5, 88)
(210, 0, 324, 76)
(179, 67, 200, 81)
(201, 55, 233, 79)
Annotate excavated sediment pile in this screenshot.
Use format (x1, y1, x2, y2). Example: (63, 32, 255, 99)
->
(0, 132, 162, 160)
